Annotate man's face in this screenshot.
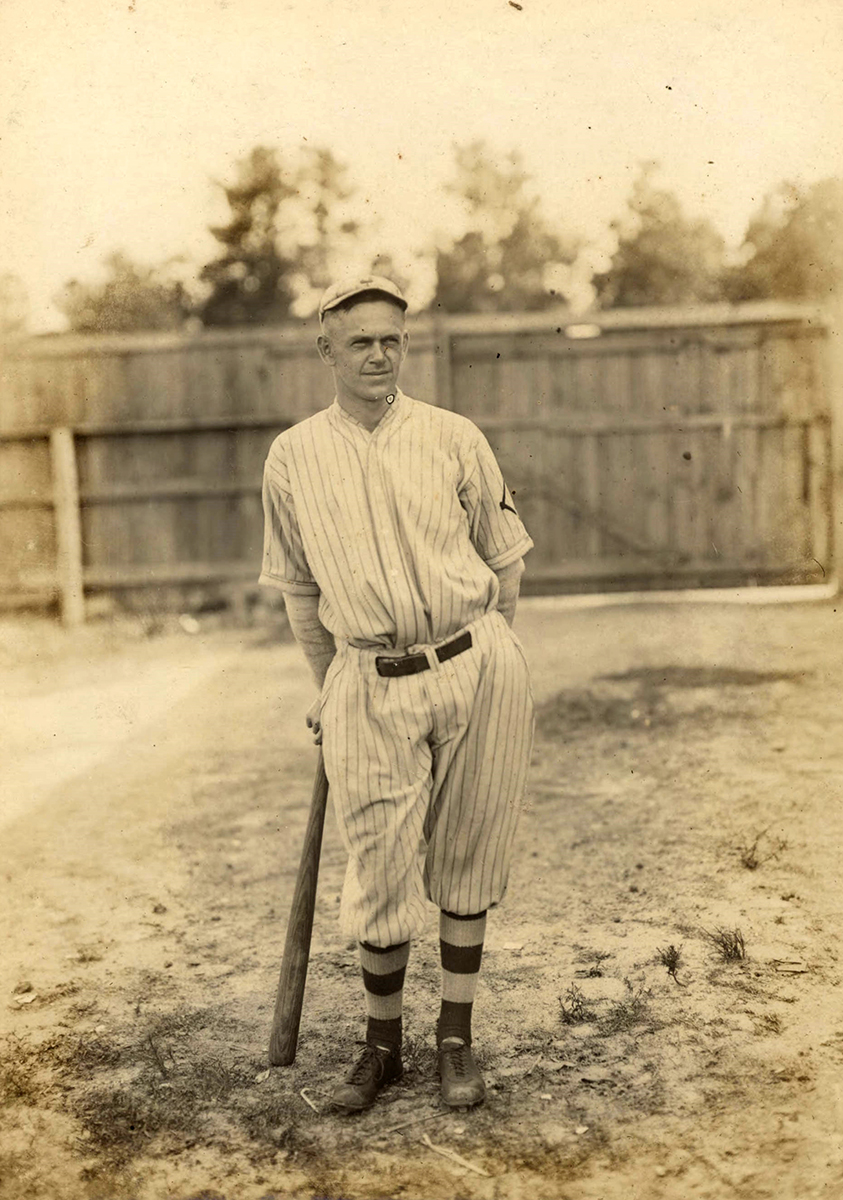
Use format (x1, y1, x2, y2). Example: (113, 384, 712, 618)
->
(317, 300, 409, 405)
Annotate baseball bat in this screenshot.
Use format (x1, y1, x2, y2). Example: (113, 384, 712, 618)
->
(268, 749, 330, 1066)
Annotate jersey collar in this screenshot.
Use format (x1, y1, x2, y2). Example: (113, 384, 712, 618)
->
(328, 389, 410, 440)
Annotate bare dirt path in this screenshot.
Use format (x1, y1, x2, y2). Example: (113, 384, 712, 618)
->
(3, 627, 244, 830)
(1, 600, 842, 1199)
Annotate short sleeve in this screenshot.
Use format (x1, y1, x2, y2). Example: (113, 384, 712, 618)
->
(460, 430, 534, 570)
(259, 439, 320, 595)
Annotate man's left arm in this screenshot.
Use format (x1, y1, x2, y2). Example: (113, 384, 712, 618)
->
(493, 557, 525, 626)
(461, 430, 533, 617)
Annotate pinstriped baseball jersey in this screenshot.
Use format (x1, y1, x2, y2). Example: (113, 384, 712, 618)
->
(260, 391, 533, 650)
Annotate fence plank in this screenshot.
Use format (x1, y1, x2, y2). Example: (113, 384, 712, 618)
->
(433, 323, 454, 411)
(49, 427, 85, 625)
(808, 421, 831, 572)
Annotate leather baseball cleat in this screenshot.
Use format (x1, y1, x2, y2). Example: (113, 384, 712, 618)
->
(331, 1042, 403, 1113)
(438, 1039, 486, 1108)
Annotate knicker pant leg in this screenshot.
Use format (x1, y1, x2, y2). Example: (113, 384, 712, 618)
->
(321, 649, 435, 947)
(423, 613, 534, 917)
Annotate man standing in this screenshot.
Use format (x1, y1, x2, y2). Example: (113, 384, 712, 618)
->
(260, 275, 534, 1112)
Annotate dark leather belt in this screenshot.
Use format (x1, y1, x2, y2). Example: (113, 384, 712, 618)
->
(375, 630, 473, 677)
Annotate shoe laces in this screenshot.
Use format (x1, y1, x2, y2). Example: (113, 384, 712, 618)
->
(442, 1040, 471, 1077)
(349, 1042, 390, 1084)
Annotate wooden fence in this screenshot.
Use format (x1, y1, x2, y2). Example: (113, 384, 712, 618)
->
(0, 301, 834, 622)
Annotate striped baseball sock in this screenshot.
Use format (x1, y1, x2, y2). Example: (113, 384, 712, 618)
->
(359, 940, 410, 1051)
(438, 910, 487, 1046)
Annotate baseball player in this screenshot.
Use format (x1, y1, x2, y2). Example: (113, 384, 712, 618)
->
(260, 275, 534, 1112)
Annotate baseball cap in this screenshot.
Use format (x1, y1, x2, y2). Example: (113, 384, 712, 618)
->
(318, 275, 407, 320)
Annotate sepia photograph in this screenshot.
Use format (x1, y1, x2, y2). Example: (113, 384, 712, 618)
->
(1, 1, 841, 1197)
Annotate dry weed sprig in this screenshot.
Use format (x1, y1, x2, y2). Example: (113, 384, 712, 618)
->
(703, 927, 747, 962)
(738, 827, 788, 871)
(655, 943, 685, 984)
(558, 983, 594, 1025)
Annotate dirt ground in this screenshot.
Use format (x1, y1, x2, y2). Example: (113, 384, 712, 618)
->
(1, 594, 842, 1200)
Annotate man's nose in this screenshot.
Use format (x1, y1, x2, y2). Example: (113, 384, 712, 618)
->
(369, 341, 387, 362)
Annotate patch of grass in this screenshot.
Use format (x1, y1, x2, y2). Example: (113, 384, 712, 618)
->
(655, 943, 684, 983)
(145, 1007, 211, 1037)
(536, 688, 668, 736)
(239, 1093, 295, 1145)
(401, 1034, 437, 1078)
(63, 1007, 256, 1165)
(237, 1096, 323, 1163)
(536, 666, 807, 742)
(599, 980, 653, 1035)
(62, 1035, 123, 1078)
(239, 1099, 321, 1165)
(76, 1088, 173, 1162)
(754, 1012, 783, 1035)
(184, 1058, 242, 1103)
(0, 1036, 40, 1107)
(0, 1149, 42, 1200)
(704, 927, 747, 962)
(558, 984, 596, 1026)
(73, 1050, 249, 1163)
(737, 827, 788, 871)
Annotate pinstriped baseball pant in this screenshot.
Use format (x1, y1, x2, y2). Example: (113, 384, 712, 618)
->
(320, 610, 534, 947)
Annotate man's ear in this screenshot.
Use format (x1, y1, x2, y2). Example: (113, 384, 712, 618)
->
(316, 334, 334, 365)
(400, 329, 409, 360)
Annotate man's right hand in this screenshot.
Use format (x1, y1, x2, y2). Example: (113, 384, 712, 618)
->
(305, 697, 323, 745)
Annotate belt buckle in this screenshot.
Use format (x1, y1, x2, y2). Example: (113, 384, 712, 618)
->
(375, 649, 427, 677)
(375, 629, 472, 677)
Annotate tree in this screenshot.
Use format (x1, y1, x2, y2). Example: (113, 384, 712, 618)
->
(57, 252, 191, 333)
(199, 146, 298, 327)
(593, 163, 726, 308)
(723, 178, 843, 303)
(431, 142, 578, 313)
(199, 145, 363, 326)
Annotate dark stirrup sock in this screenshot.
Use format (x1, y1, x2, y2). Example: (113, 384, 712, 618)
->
(438, 910, 487, 1046)
(359, 940, 410, 1051)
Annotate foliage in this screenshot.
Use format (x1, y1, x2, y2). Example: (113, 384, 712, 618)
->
(723, 178, 843, 302)
(57, 252, 191, 333)
(198, 145, 362, 326)
(198, 146, 298, 327)
(431, 141, 578, 313)
(593, 163, 726, 308)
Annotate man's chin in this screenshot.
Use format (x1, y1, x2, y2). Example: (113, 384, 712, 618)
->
(360, 381, 396, 401)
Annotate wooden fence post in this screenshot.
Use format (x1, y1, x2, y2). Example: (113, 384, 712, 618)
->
(50, 426, 85, 626)
(827, 301, 843, 587)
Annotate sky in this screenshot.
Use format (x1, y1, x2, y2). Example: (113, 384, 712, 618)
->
(2, 0, 842, 328)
